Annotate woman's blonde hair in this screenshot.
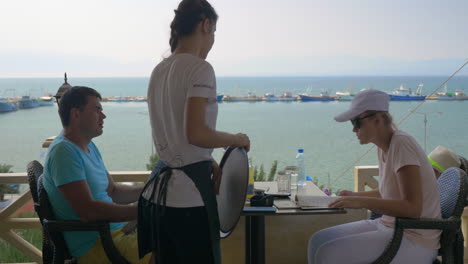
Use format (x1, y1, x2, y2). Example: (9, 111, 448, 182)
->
(366, 110, 398, 130)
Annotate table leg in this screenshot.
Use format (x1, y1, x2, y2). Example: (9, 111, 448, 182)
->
(245, 215, 265, 264)
(246, 216, 252, 264)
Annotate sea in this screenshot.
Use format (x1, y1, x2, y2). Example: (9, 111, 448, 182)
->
(1, 76, 468, 192)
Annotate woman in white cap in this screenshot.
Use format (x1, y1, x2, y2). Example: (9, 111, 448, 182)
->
(307, 89, 441, 264)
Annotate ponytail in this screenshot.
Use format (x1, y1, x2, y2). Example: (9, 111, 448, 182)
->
(169, 0, 218, 52)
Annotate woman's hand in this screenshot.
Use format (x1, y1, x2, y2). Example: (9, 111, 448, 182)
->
(329, 196, 368, 209)
(233, 133, 250, 152)
(338, 189, 355, 196)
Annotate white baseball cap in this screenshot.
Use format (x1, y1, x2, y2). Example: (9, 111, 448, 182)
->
(334, 89, 390, 122)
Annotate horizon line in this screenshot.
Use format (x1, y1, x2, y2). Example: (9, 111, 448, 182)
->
(1, 74, 468, 79)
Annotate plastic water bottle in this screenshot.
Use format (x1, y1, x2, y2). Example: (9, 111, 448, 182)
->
(290, 171, 298, 191)
(296, 149, 306, 188)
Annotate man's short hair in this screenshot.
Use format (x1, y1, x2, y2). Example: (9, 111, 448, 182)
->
(58, 86, 102, 127)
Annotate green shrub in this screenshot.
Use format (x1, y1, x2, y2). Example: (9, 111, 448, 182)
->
(267, 160, 278, 181)
(252, 166, 258, 181)
(146, 153, 160, 171)
(0, 163, 14, 201)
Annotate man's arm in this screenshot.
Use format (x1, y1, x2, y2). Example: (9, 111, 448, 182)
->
(58, 180, 137, 223)
(106, 174, 144, 204)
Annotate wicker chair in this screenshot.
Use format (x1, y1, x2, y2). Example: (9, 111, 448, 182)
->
(372, 167, 467, 264)
(459, 156, 468, 173)
(27, 160, 130, 264)
(369, 156, 468, 222)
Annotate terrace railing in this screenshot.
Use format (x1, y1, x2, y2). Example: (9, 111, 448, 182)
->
(1, 166, 467, 263)
(0, 171, 149, 264)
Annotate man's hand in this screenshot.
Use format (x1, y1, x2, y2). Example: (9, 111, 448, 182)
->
(212, 160, 222, 195)
(121, 220, 137, 235)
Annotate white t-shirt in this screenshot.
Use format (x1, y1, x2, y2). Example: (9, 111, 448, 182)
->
(146, 53, 218, 207)
(378, 130, 441, 249)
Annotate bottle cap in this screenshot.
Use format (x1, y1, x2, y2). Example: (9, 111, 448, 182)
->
(298, 148, 304, 153)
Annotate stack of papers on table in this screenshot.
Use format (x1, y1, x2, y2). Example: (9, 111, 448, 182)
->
(274, 199, 300, 209)
(296, 195, 342, 208)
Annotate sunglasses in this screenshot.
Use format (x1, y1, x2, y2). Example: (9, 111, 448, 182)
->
(350, 113, 376, 129)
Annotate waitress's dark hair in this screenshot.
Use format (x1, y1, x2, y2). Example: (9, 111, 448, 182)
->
(169, 0, 218, 52)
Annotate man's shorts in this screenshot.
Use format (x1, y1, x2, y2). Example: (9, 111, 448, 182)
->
(78, 228, 152, 264)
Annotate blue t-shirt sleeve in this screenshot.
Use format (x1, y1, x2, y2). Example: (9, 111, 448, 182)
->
(49, 142, 86, 187)
(89, 141, 109, 175)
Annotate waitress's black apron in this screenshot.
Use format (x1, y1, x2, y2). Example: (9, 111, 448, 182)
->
(137, 160, 221, 264)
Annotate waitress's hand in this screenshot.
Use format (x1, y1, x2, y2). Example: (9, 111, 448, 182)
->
(233, 133, 250, 152)
(329, 196, 367, 209)
(212, 160, 222, 195)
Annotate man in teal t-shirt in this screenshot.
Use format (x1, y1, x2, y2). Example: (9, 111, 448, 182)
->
(42, 86, 153, 263)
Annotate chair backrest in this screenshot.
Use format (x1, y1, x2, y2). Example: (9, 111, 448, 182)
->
(459, 156, 468, 174)
(27, 160, 73, 263)
(27, 161, 56, 224)
(437, 167, 468, 219)
(26, 160, 42, 214)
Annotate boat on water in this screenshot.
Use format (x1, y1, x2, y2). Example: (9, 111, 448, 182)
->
(436, 94, 456, 100)
(133, 96, 147, 102)
(18, 96, 40, 109)
(264, 92, 297, 102)
(0, 97, 17, 113)
(454, 90, 467, 100)
(38, 95, 54, 106)
(222, 92, 263, 102)
(389, 84, 426, 101)
(335, 85, 355, 101)
(217, 95, 224, 102)
(108, 96, 130, 103)
(435, 85, 457, 100)
(299, 90, 334, 102)
(335, 91, 355, 101)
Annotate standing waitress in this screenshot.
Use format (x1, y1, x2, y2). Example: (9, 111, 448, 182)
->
(138, 1, 250, 264)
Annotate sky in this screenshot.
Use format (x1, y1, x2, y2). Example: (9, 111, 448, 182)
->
(1, 0, 467, 77)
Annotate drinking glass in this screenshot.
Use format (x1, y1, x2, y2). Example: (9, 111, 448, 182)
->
(277, 173, 291, 193)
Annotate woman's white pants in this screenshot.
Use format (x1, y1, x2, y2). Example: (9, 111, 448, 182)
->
(307, 219, 437, 264)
